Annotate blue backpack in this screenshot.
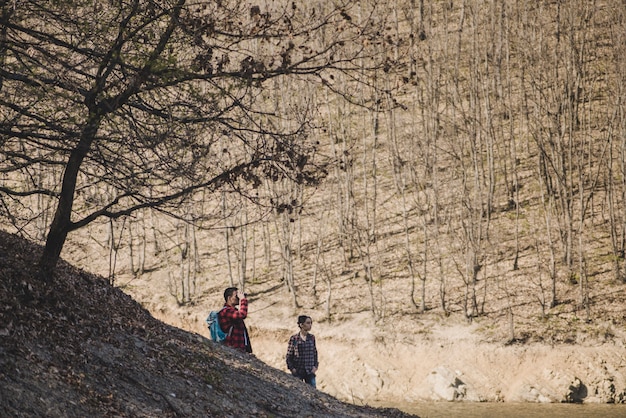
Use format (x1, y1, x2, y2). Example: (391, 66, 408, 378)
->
(206, 307, 230, 342)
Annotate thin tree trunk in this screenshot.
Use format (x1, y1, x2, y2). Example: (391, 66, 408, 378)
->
(222, 192, 235, 288)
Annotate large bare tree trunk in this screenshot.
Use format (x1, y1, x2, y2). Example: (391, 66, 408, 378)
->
(39, 117, 100, 279)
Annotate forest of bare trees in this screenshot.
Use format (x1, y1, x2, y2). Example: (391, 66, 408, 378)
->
(2, 0, 625, 337)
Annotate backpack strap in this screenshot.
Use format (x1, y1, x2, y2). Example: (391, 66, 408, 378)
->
(218, 306, 233, 336)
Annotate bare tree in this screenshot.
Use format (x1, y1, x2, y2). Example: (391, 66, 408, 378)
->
(270, 176, 301, 308)
(327, 89, 357, 268)
(107, 217, 126, 285)
(604, 4, 626, 284)
(168, 213, 199, 305)
(0, 0, 393, 281)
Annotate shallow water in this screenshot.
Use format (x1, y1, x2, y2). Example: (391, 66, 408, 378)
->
(391, 402, 626, 418)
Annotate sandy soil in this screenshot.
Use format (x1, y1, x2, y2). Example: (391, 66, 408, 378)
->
(149, 296, 626, 407)
(252, 319, 626, 405)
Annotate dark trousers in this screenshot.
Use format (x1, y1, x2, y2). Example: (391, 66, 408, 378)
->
(295, 372, 316, 388)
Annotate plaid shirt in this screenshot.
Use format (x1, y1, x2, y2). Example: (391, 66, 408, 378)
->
(286, 333, 318, 377)
(218, 298, 251, 352)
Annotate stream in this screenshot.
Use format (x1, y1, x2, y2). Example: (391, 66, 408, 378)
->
(386, 401, 626, 417)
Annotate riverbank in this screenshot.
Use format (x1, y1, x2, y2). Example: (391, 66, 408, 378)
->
(242, 312, 626, 406)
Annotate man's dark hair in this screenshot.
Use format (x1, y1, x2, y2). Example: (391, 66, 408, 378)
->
(224, 287, 238, 302)
(297, 315, 311, 326)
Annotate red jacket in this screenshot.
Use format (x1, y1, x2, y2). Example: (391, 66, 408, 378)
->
(218, 298, 251, 353)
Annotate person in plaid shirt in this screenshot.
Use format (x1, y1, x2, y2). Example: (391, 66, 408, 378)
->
(218, 287, 252, 353)
(286, 315, 318, 388)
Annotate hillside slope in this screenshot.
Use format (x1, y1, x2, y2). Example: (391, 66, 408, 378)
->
(0, 231, 414, 418)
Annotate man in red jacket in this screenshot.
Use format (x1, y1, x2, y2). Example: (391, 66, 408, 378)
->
(218, 287, 252, 353)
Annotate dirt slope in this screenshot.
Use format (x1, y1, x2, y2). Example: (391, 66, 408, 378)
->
(0, 231, 415, 418)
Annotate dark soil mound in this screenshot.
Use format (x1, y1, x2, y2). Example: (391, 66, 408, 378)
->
(0, 230, 415, 417)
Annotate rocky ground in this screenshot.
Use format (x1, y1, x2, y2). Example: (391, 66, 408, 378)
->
(0, 231, 415, 418)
